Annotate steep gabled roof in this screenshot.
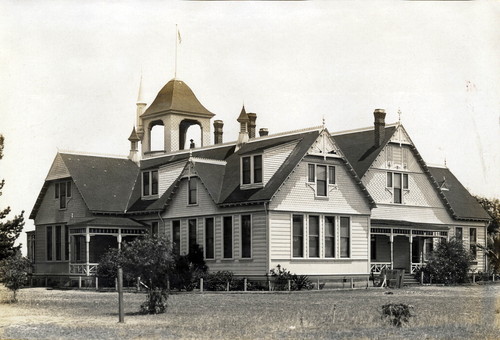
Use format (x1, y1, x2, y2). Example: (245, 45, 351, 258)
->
(141, 79, 214, 118)
(332, 125, 397, 178)
(30, 153, 140, 219)
(428, 166, 491, 221)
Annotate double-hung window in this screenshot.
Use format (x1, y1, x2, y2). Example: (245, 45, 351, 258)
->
(223, 216, 233, 259)
(151, 221, 159, 236)
(188, 219, 197, 254)
(241, 155, 263, 185)
(55, 181, 72, 209)
(324, 216, 335, 258)
(308, 164, 336, 197)
(340, 217, 350, 258)
(308, 216, 320, 257)
(205, 218, 215, 259)
(46, 226, 53, 261)
(241, 215, 252, 259)
(188, 177, 197, 205)
(55, 225, 62, 261)
(292, 215, 304, 257)
(172, 220, 181, 256)
(387, 172, 408, 204)
(455, 227, 463, 242)
(470, 228, 477, 259)
(142, 170, 159, 197)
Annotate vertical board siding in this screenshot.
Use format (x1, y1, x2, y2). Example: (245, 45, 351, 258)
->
(158, 161, 185, 195)
(270, 159, 371, 215)
(263, 140, 298, 185)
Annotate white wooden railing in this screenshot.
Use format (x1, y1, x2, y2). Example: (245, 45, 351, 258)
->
(70, 263, 99, 276)
(411, 262, 426, 274)
(370, 262, 391, 274)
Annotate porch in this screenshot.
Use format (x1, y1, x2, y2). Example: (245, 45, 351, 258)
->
(369, 221, 449, 275)
(67, 217, 149, 276)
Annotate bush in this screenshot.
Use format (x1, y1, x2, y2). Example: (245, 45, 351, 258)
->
(169, 244, 208, 291)
(203, 271, 235, 291)
(418, 238, 474, 284)
(381, 303, 414, 327)
(270, 265, 313, 291)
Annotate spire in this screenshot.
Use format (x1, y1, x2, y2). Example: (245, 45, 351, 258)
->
(128, 126, 141, 164)
(137, 73, 146, 105)
(236, 105, 249, 151)
(136, 75, 146, 139)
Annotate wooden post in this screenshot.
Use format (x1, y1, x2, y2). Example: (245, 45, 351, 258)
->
(45, 277, 48, 287)
(115, 278, 118, 291)
(342, 277, 345, 289)
(317, 278, 320, 290)
(200, 278, 203, 293)
(244, 278, 247, 292)
(288, 280, 291, 292)
(118, 267, 124, 323)
(136, 277, 140, 292)
(430, 275, 432, 285)
(420, 271, 424, 285)
(390, 234, 394, 270)
(350, 278, 354, 289)
(95, 277, 99, 291)
(78, 276, 82, 289)
(366, 276, 369, 288)
(226, 281, 230, 292)
(167, 278, 170, 292)
(473, 273, 475, 284)
(493, 274, 495, 282)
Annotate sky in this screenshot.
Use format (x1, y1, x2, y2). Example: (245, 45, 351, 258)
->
(1, 1, 499, 252)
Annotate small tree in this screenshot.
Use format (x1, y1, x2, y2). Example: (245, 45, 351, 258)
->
(120, 235, 173, 314)
(478, 234, 500, 275)
(474, 196, 500, 235)
(0, 135, 25, 261)
(170, 243, 207, 291)
(0, 252, 31, 302)
(422, 238, 474, 284)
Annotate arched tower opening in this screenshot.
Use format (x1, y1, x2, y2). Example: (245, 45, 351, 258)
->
(149, 120, 165, 152)
(179, 119, 202, 149)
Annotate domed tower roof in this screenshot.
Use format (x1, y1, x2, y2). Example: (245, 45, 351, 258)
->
(141, 79, 214, 118)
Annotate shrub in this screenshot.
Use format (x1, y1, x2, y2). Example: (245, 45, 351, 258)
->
(419, 238, 474, 284)
(269, 265, 312, 291)
(169, 244, 208, 291)
(203, 271, 235, 291)
(381, 303, 414, 327)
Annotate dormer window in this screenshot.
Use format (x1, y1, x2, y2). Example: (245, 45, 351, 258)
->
(241, 155, 263, 185)
(142, 170, 158, 197)
(387, 172, 409, 204)
(307, 164, 336, 197)
(55, 180, 72, 209)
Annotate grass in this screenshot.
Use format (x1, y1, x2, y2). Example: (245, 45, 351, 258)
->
(1, 284, 499, 339)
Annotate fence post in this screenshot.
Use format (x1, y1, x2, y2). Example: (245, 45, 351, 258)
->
(118, 267, 124, 323)
(45, 277, 48, 287)
(350, 278, 354, 289)
(244, 278, 247, 292)
(472, 273, 476, 284)
(78, 276, 82, 289)
(200, 278, 203, 293)
(366, 276, 369, 288)
(429, 275, 432, 285)
(342, 277, 345, 289)
(136, 277, 140, 292)
(95, 277, 99, 291)
(317, 278, 320, 290)
(420, 271, 424, 285)
(288, 280, 291, 292)
(493, 274, 495, 282)
(167, 278, 170, 292)
(115, 278, 118, 291)
(226, 281, 230, 292)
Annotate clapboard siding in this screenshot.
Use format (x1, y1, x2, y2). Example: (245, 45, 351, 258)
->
(35, 181, 90, 226)
(269, 259, 368, 276)
(263, 140, 298, 185)
(163, 212, 268, 276)
(372, 204, 456, 224)
(269, 212, 291, 258)
(270, 158, 371, 215)
(33, 224, 70, 275)
(351, 215, 369, 259)
(158, 161, 185, 195)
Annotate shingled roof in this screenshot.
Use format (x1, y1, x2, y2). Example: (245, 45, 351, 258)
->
(141, 79, 214, 118)
(428, 166, 491, 221)
(332, 125, 397, 178)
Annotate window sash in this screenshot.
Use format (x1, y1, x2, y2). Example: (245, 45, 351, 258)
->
(151, 221, 159, 236)
(59, 182, 66, 209)
(188, 178, 197, 205)
(223, 216, 233, 259)
(403, 173, 408, 189)
(308, 216, 319, 258)
(46, 226, 53, 261)
(394, 173, 402, 204)
(242, 157, 251, 184)
(316, 165, 327, 196)
(142, 172, 150, 196)
(292, 215, 304, 257)
(151, 170, 158, 195)
(325, 216, 335, 258)
(241, 215, 252, 258)
(387, 172, 393, 188)
(65, 225, 69, 261)
(55, 225, 62, 261)
(308, 164, 315, 182)
(172, 221, 181, 256)
(456, 227, 463, 241)
(188, 219, 197, 254)
(66, 181, 72, 198)
(340, 217, 350, 258)
(253, 155, 262, 184)
(205, 218, 215, 259)
(328, 166, 336, 185)
(470, 228, 477, 258)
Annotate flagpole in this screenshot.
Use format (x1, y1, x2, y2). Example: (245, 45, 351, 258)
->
(175, 24, 178, 79)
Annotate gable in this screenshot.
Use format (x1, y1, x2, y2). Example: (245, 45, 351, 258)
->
(45, 153, 71, 181)
(308, 130, 342, 157)
(263, 140, 299, 185)
(389, 125, 412, 145)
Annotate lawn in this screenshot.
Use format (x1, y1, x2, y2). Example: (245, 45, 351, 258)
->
(0, 284, 499, 339)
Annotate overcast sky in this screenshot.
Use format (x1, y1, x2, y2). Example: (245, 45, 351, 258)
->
(1, 1, 499, 250)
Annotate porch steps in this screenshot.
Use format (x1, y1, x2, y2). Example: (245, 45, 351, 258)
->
(403, 273, 420, 286)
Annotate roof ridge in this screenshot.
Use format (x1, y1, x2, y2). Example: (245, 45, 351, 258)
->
(331, 122, 399, 136)
(247, 125, 323, 143)
(58, 150, 129, 159)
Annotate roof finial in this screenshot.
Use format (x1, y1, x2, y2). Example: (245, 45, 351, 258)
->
(397, 108, 402, 125)
(444, 157, 447, 167)
(137, 72, 145, 104)
(174, 24, 181, 79)
(322, 116, 326, 129)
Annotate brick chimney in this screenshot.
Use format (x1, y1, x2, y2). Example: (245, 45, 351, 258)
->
(373, 109, 386, 147)
(213, 120, 224, 144)
(259, 128, 269, 137)
(247, 113, 257, 139)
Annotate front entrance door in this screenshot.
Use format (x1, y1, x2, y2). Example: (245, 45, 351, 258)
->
(393, 235, 410, 272)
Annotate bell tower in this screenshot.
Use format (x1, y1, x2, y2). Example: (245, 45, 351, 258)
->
(138, 79, 215, 156)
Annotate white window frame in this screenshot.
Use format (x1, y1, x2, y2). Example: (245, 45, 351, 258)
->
(339, 216, 351, 259)
(324, 215, 336, 258)
(188, 218, 197, 255)
(171, 220, 181, 256)
(240, 154, 263, 186)
(308, 215, 320, 258)
(292, 214, 305, 258)
(142, 170, 159, 198)
(307, 163, 337, 197)
(240, 214, 253, 259)
(386, 171, 409, 204)
(222, 215, 234, 259)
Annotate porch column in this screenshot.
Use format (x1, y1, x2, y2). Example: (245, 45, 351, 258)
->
(117, 232, 122, 250)
(390, 233, 394, 270)
(68, 234, 72, 273)
(86, 229, 90, 276)
(409, 235, 413, 273)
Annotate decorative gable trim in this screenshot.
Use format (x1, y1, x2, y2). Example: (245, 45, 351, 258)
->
(308, 130, 343, 158)
(190, 157, 227, 166)
(389, 125, 412, 145)
(45, 153, 71, 181)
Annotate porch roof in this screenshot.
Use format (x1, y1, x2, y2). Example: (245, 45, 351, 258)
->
(67, 216, 146, 228)
(371, 219, 449, 231)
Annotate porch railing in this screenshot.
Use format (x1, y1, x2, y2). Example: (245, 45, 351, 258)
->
(370, 262, 391, 274)
(70, 263, 99, 276)
(411, 262, 426, 274)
